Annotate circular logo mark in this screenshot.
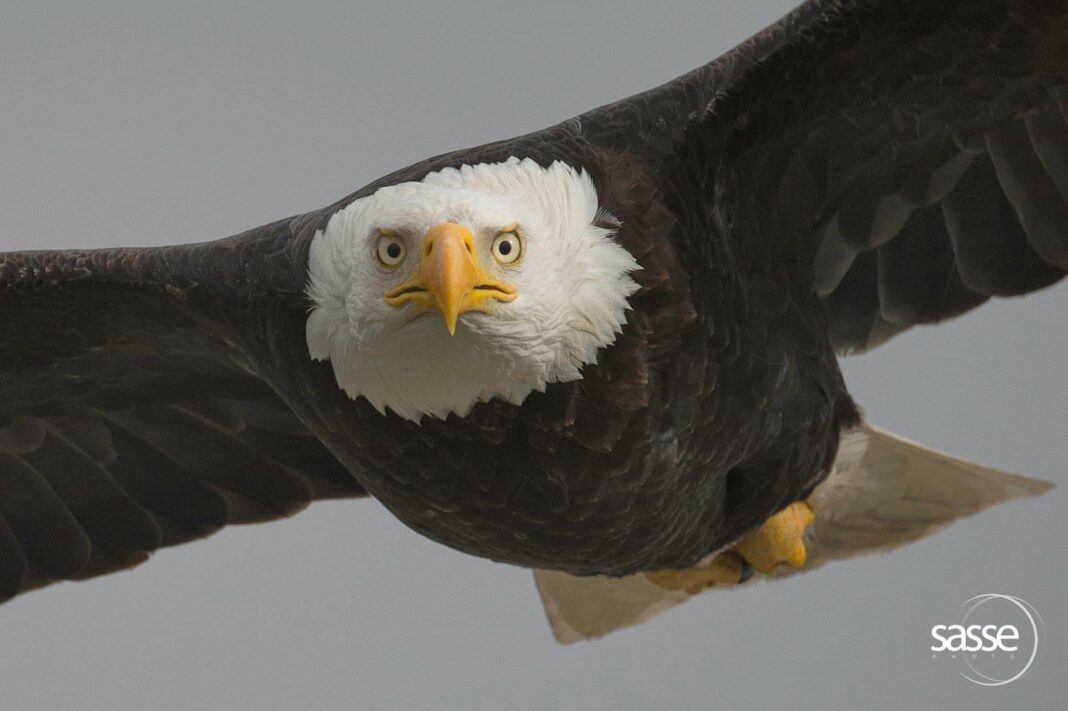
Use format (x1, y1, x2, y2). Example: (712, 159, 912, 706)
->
(930, 594, 1043, 686)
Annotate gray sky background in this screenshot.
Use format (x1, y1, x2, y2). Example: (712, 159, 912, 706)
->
(1, 1, 1065, 709)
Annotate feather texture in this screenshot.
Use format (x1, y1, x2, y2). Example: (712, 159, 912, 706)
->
(0, 237, 366, 601)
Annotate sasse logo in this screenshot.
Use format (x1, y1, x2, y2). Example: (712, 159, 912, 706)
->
(928, 594, 1042, 687)
(930, 623, 1019, 652)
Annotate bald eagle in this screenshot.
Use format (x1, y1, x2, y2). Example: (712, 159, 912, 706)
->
(0, 0, 1062, 639)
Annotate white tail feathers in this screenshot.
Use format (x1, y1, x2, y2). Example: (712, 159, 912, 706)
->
(804, 425, 1052, 561)
(534, 424, 1053, 643)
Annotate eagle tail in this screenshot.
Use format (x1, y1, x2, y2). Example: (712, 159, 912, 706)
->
(533, 424, 1052, 643)
(801, 424, 1052, 560)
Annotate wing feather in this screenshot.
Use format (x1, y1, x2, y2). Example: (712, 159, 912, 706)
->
(585, 0, 1068, 353)
(0, 229, 366, 601)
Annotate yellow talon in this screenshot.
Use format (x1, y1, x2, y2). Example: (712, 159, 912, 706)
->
(642, 501, 815, 595)
(733, 501, 814, 574)
(644, 550, 748, 594)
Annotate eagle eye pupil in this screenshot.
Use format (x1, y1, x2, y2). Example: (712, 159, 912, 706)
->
(386, 243, 401, 259)
(498, 241, 512, 256)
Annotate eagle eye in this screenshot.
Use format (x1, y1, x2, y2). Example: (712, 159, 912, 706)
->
(491, 230, 522, 264)
(376, 233, 406, 267)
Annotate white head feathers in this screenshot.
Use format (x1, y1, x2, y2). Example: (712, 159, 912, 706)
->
(305, 157, 640, 421)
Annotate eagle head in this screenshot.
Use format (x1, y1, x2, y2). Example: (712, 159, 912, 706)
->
(305, 157, 641, 421)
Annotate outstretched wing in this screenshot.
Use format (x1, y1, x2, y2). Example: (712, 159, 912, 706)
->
(583, 0, 1067, 353)
(0, 225, 365, 602)
(722, 0, 1068, 352)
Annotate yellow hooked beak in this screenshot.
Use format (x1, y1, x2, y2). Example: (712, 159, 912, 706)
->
(384, 223, 516, 335)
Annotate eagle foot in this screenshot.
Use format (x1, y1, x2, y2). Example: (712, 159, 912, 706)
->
(643, 550, 752, 594)
(733, 501, 814, 575)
